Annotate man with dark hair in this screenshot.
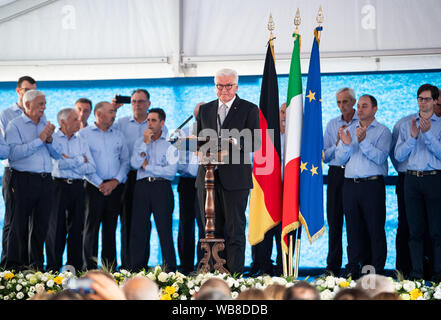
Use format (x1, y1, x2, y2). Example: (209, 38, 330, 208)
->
(323, 87, 359, 277)
(336, 94, 392, 278)
(128, 108, 178, 272)
(74, 98, 92, 129)
(78, 101, 130, 271)
(0, 76, 37, 267)
(395, 83, 441, 282)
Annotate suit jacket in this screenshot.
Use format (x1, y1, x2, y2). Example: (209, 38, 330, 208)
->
(196, 95, 260, 191)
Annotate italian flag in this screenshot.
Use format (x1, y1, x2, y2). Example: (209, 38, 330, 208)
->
(281, 32, 303, 254)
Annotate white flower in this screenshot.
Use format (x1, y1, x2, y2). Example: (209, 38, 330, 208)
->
(320, 289, 334, 300)
(423, 292, 431, 300)
(433, 290, 441, 300)
(3, 296, 9, 300)
(16, 292, 24, 300)
(35, 283, 45, 294)
(395, 282, 402, 291)
(402, 281, 415, 292)
(240, 285, 247, 291)
(157, 272, 169, 282)
(231, 291, 239, 299)
(46, 280, 54, 288)
(401, 293, 411, 300)
(189, 289, 195, 295)
(180, 295, 187, 300)
(28, 292, 35, 298)
(16, 284, 22, 292)
(325, 276, 336, 289)
(29, 286, 36, 293)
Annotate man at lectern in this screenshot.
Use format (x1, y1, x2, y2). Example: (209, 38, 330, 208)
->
(195, 68, 260, 274)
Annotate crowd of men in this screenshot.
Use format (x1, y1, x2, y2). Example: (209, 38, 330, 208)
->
(0, 72, 440, 282)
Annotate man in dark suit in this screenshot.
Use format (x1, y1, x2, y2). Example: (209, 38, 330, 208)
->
(196, 68, 260, 275)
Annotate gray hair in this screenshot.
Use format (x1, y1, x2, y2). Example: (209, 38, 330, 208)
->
(214, 68, 238, 84)
(337, 87, 356, 101)
(22, 90, 45, 107)
(57, 108, 75, 126)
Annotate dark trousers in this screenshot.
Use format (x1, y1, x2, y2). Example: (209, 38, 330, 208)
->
(343, 177, 387, 277)
(326, 165, 345, 275)
(396, 172, 412, 276)
(177, 176, 204, 274)
(0, 167, 15, 266)
(83, 182, 123, 271)
(128, 179, 176, 272)
(120, 170, 137, 269)
(45, 179, 85, 272)
(4, 170, 53, 270)
(404, 173, 441, 280)
(250, 223, 282, 275)
(197, 171, 249, 275)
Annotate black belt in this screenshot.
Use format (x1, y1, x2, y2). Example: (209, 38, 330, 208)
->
(141, 177, 169, 182)
(329, 165, 345, 169)
(347, 175, 382, 183)
(53, 177, 83, 184)
(12, 169, 51, 179)
(407, 170, 441, 177)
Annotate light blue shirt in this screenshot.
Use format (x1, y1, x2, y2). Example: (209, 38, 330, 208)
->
(0, 103, 23, 136)
(394, 113, 441, 171)
(78, 123, 130, 187)
(114, 115, 169, 169)
(51, 130, 96, 179)
(5, 113, 63, 173)
(177, 125, 198, 178)
(0, 134, 9, 159)
(131, 129, 178, 181)
(335, 119, 392, 178)
(324, 111, 359, 165)
(390, 113, 416, 173)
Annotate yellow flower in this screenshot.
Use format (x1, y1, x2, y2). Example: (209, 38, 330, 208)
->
(4, 272, 14, 281)
(54, 276, 63, 285)
(165, 286, 176, 295)
(339, 281, 350, 288)
(410, 288, 423, 300)
(47, 290, 55, 294)
(161, 293, 172, 300)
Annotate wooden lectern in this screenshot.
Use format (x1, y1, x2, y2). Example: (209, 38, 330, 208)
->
(170, 135, 229, 274)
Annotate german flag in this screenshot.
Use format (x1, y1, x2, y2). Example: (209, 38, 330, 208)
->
(249, 39, 282, 246)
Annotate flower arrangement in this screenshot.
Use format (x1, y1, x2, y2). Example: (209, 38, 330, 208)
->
(1, 267, 440, 300)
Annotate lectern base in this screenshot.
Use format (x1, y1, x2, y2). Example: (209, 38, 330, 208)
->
(197, 238, 229, 274)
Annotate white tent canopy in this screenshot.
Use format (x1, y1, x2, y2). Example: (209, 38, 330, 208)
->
(0, 0, 440, 81)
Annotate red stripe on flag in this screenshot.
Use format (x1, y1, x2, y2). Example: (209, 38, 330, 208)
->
(281, 157, 300, 251)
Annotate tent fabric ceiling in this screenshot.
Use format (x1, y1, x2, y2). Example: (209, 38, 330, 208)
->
(0, 0, 439, 80)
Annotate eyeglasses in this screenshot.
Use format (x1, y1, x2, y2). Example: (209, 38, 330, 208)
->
(417, 97, 433, 103)
(132, 99, 148, 104)
(216, 84, 235, 90)
(19, 87, 33, 92)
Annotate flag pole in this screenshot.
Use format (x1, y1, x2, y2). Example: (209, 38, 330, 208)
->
(293, 227, 302, 278)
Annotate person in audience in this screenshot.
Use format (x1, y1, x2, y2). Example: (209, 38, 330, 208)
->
(79, 101, 130, 271)
(282, 281, 320, 300)
(196, 288, 232, 300)
(194, 277, 231, 299)
(4, 89, 62, 270)
(46, 108, 96, 272)
(333, 287, 370, 300)
(0, 75, 37, 267)
(336, 94, 392, 279)
(371, 292, 402, 300)
(263, 283, 286, 300)
(355, 274, 395, 298)
(395, 83, 441, 282)
(122, 276, 159, 300)
(236, 288, 268, 300)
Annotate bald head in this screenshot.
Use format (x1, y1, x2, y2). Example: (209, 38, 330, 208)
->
(122, 276, 159, 300)
(196, 277, 231, 298)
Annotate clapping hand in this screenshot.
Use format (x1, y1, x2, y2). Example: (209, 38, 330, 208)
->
(338, 127, 352, 145)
